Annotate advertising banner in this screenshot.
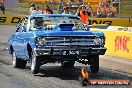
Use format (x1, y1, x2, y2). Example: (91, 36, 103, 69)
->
(89, 18, 131, 27)
(90, 28, 132, 59)
(0, 14, 26, 25)
(0, 14, 131, 26)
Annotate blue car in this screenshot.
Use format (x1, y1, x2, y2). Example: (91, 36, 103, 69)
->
(8, 14, 106, 74)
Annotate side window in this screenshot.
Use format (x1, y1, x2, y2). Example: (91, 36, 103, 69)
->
(16, 18, 28, 32)
(22, 18, 28, 32)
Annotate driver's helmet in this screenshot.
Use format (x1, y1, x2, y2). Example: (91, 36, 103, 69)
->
(34, 18, 43, 28)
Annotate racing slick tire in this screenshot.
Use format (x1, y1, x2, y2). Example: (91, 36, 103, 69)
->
(12, 51, 27, 69)
(31, 52, 40, 74)
(61, 61, 75, 68)
(90, 55, 99, 73)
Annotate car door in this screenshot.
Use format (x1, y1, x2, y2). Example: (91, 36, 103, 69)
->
(12, 18, 29, 59)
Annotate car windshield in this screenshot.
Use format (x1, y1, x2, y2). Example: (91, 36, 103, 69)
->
(30, 16, 85, 30)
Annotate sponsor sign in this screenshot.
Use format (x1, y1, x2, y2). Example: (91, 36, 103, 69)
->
(90, 28, 132, 60)
(115, 36, 130, 53)
(0, 14, 131, 27)
(0, 14, 26, 24)
(89, 18, 131, 27)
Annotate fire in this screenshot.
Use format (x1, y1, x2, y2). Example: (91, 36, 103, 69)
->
(81, 67, 89, 78)
(79, 67, 91, 86)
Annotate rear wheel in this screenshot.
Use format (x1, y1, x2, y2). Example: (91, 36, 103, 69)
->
(31, 52, 40, 74)
(90, 55, 99, 73)
(61, 61, 75, 68)
(12, 51, 27, 69)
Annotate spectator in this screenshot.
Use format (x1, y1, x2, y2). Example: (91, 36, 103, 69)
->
(102, 9, 107, 18)
(99, 0, 103, 7)
(0, 0, 5, 14)
(58, 4, 63, 14)
(97, 6, 102, 17)
(113, 0, 119, 13)
(31, 6, 42, 15)
(60, 0, 64, 5)
(50, 0, 55, 5)
(86, 3, 93, 17)
(62, 7, 71, 14)
(106, 0, 112, 7)
(101, 2, 107, 17)
(98, 2, 101, 7)
(107, 8, 112, 17)
(76, 5, 89, 24)
(42, 5, 53, 14)
(87, 3, 92, 11)
(109, 5, 117, 16)
(30, 3, 36, 14)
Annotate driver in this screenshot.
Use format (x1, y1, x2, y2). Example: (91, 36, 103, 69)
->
(30, 19, 43, 30)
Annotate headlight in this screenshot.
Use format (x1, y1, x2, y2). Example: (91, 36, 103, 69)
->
(36, 37, 46, 45)
(94, 36, 105, 46)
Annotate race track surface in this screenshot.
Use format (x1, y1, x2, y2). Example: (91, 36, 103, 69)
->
(0, 25, 131, 88)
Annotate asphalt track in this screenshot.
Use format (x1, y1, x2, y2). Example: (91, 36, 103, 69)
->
(0, 25, 131, 88)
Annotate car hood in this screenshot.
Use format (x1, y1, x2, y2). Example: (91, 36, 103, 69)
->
(35, 30, 104, 37)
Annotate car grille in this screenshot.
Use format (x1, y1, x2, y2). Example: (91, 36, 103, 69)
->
(43, 36, 97, 47)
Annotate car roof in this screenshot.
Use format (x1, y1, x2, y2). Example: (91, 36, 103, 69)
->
(28, 14, 79, 18)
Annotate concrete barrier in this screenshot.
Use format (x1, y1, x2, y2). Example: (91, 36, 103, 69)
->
(0, 14, 132, 27)
(90, 28, 132, 60)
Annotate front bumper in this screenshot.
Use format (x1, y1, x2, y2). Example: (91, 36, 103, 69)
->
(34, 47, 106, 56)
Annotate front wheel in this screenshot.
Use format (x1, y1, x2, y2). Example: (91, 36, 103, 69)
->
(30, 52, 40, 74)
(12, 51, 27, 69)
(90, 55, 99, 73)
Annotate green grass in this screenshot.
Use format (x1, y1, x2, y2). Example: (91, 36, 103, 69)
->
(116, 13, 132, 17)
(120, 10, 132, 14)
(6, 7, 29, 14)
(18, 3, 30, 8)
(120, 5, 132, 10)
(18, 0, 27, 3)
(120, 1, 132, 16)
(121, 1, 132, 5)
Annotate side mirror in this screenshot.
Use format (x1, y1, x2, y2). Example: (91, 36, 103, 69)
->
(22, 26, 26, 32)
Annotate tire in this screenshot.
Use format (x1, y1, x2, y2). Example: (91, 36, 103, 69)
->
(90, 55, 99, 73)
(12, 51, 27, 69)
(30, 52, 40, 74)
(61, 61, 75, 68)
